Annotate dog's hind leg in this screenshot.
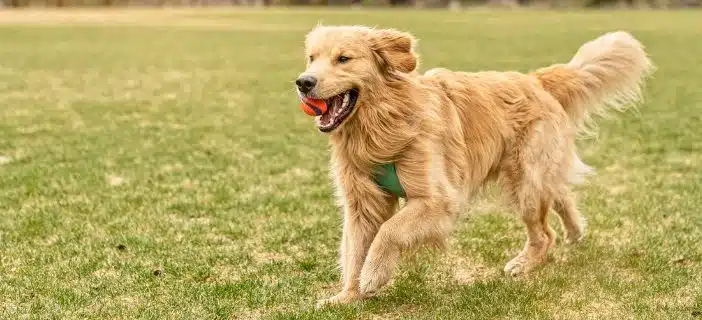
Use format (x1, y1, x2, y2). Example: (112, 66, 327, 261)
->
(502, 122, 562, 276)
(358, 198, 459, 295)
(552, 154, 591, 244)
(553, 187, 586, 244)
(503, 187, 557, 276)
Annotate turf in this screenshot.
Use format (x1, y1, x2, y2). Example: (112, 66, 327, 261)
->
(0, 8, 700, 320)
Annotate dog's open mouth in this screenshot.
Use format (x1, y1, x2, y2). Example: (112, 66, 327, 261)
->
(316, 89, 359, 133)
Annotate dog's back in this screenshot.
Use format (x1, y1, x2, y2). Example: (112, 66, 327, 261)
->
(419, 31, 653, 188)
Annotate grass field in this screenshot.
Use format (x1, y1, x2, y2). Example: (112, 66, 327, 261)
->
(0, 8, 700, 319)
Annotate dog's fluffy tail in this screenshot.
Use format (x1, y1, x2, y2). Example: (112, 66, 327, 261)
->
(533, 31, 655, 135)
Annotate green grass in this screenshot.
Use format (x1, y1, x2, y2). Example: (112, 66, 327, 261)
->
(0, 8, 700, 319)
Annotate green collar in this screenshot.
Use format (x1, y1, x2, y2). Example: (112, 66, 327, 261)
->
(373, 163, 406, 198)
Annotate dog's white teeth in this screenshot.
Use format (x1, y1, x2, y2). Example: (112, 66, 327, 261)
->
(342, 92, 350, 109)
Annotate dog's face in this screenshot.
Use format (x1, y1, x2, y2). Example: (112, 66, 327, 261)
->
(296, 26, 417, 133)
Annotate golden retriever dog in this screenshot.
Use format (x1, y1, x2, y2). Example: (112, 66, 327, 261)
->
(295, 25, 654, 307)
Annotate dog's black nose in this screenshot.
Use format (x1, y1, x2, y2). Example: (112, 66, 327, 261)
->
(295, 76, 317, 94)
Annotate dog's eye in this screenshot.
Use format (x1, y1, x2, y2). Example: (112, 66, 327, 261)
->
(337, 55, 350, 64)
(309, 55, 315, 63)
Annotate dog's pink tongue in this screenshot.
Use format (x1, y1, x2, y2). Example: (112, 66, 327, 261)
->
(320, 102, 334, 123)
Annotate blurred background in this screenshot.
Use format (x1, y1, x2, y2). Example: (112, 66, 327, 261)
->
(1, 0, 700, 12)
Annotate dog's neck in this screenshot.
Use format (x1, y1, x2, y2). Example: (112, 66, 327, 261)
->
(329, 74, 422, 172)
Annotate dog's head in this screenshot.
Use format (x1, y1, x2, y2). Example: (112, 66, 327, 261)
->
(296, 25, 418, 133)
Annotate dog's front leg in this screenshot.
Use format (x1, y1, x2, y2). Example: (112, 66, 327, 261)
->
(316, 178, 396, 308)
(359, 198, 458, 295)
(316, 212, 379, 307)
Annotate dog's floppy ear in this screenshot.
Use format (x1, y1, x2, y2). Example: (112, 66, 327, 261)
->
(370, 28, 418, 73)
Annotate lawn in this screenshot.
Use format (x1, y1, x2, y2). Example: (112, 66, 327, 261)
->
(0, 8, 700, 320)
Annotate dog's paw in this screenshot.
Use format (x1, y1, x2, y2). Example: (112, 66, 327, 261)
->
(504, 250, 547, 277)
(564, 232, 584, 245)
(315, 291, 361, 309)
(564, 217, 587, 245)
(564, 227, 585, 245)
(504, 253, 531, 276)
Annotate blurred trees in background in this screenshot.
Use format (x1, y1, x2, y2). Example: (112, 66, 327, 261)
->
(0, 0, 699, 9)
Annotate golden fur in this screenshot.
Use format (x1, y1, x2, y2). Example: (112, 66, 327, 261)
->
(297, 26, 654, 307)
